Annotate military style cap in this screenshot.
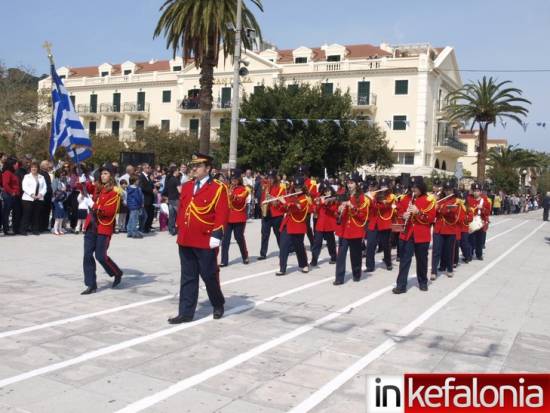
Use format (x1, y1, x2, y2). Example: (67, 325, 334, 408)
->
(442, 179, 456, 190)
(190, 151, 214, 165)
(348, 172, 362, 184)
(471, 182, 482, 191)
(99, 163, 115, 175)
(379, 177, 391, 189)
(267, 169, 278, 178)
(230, 168, 242, 179)
(411, 176, 424, 188)
(296, 165, 309, 175)
(294, 175, 305, 187)
(432, 178, 442, 186)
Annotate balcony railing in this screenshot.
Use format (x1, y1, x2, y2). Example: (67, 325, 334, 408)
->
(76, 104, 98, 115)
(437, 136, 467, 152)
(350, 93, 377, 107)
(177, 99, 231, 111)
(100, 103, 121, 114)
(123, 102, 150, 114)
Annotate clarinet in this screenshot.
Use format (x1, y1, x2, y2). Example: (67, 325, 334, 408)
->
(402, 193, 416, 232)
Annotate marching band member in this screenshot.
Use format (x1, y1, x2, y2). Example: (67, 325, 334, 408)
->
(310, 180, 338, 267)
(258, 170, 286, 260)
(81, 164, 123, 295)
(434, 180, 460, 278)
(220, 169, 250, 267)
(467, 182, 491, 260)
(333, 172, 370, 285)
(458, 197, 473, 263)
(297, 165, 318, 247)
(276, 176, 312, 275)
(168, 152, 229, 324)
(393, 176, 436, 294)
(365, 177, 396, 272)
(454, 194, 472, 266)
(430, 178, 443, 280)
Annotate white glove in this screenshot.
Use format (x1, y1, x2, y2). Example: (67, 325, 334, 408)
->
(209, 237, 221, 249)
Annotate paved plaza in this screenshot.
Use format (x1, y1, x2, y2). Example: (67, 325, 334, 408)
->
(0, 212, 549, 412)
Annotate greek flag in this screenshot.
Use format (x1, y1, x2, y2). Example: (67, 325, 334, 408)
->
(49, 65, 92, 162)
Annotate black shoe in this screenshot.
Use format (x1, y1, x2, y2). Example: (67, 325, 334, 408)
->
(275, 271, 286, 276)
(309, 261, 318, 267)
(257, 256, 267, 260)
(386, 265, 393, 271)
(365, 268, 375, 273)
(438, 267, 445, 272)
(81, 286, 97, 295)
(112, 274, 123, 288)
(20, 232, 28, 236)
(396, 257, 400, 262)
(477, 256, 484, 261)
(32, 231, 40, 236)
(329, 259, 336, 264)
(392, 287, 406, 294)
(419, 284, 428, 291)
(213, 306, 224, 319)
(353, 276, 361, 282)
(243, 257, 249, 264)
(219, 263, 227, 268)
(333, 279, 344, 286)
(168, 315, 194, 324)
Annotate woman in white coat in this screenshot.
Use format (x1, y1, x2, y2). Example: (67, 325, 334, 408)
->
(21, 161, 47, 235)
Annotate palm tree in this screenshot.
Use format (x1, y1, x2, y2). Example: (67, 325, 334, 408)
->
(154, 0, 263, 154)
(445, 76, 530, 181)
(487, 145, 539, 170)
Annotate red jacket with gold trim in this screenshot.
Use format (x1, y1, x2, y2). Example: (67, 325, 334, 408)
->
(314, 199, 339, 232)
(260, 183, 286, 218)
(368, 193, 397, 231)
(336, 193, 370, 239)
(177, 178, 229, 248)
(435, 196, 460, 235)
(280, 194, 312, 234)
(399, 194, 436, 243)
(228, 185, 249, 223)
(83, 186, 120, 236)
(467, 194, 491, 232)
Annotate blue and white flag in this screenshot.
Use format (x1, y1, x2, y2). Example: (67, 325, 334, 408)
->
(49, 65, 92, 162)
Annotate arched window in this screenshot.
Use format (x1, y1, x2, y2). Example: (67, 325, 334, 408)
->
(441, 160, 447, 171)
(434, 159, 440, 169)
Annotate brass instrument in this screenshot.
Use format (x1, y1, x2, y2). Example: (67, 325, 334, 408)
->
(260, 181, 271, 218)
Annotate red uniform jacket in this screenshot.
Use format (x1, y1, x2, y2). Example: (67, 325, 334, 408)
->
(83, 187, 120, 236)
(305, 178, 319, 199)
(228, 185, 249, 224)
(399, 194, 436, 243)
(314, 199, 339, 232)
(280, 194, 312, 234)
(435, 196, 460, 235)
(368, 193, 397, 231)
(2, 170, 21, 196)
(460, 203, 473, 233)
(177, 178, 229, 248)
(467, 195, 491, 232)
(261, 183, 286, 218)
(336, 193, 370, 239)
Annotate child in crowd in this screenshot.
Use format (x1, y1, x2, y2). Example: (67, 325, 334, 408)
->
(126, 175, 144, 238)
(52, 183, 68, 235)
(117, 179, 129, 233)
(76, 184, 93, 234)
(159, 197, 169, 232)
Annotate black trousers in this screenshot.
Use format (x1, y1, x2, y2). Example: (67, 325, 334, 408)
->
(221, 222, 248, 265)
(431, 233, 443, 274)
(396, 238, 429, 291)
(178, 246, 225, 318)
(470, 230, 484, 259)
(335, 237, 363, 282)
(440, 234, 456, 273)
(2, 194, 21, 234)
(143, 203, 154, 232)
(83, 230, 122, 287)
(39, 197, 51, 231)
(366, 228, 392, 269)
(310, 230, 337, 265)
(20, 200, 40, 234)
(260, 215, 283, 257)
(544, 208, 549, 221)
(459, 232, 472, 261)
(279, 228, 308, 272)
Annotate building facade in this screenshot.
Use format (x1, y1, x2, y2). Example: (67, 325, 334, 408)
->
(38, 42, 466, 174)
(457, 130, 509, 177)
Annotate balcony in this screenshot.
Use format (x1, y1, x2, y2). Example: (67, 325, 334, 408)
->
(177, 99, 232, 114)
(76, 104, 99, 118)
(99, 103, 123, 117)
(350, 93, 377, 115)
(435, 136, 468, 155)
(123, 102, 150, 116)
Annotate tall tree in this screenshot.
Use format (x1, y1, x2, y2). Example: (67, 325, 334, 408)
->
(445, 76, 530, 181)
(154, 0, 263, 154)
(487, 145, 540, 194)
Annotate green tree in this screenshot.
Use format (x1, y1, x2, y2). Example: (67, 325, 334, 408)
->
(216, 84, 394, 175)
(88, 134, 125, 166)
(445, 76, 530, 181)
(486, 145, 540, 194)
(154, 0, 263, 154)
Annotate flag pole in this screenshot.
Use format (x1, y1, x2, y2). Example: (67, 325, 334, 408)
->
(42, 41, 56, 161)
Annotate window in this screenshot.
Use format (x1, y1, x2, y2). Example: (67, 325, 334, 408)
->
(395, 152, 414, 165)
(101, 71, 109, 77)
(294, 57, 307, 64)
(123, 69, 132, 75)
(162, 90, 172, 103)
(434, 159, 440, 169)
(69, 95, 76, 107)
(287, 84, 299, 94)
(393, 115, 407, 130)
(172, 65, 182, 71)
(90, 94, 97, 113)
(327, 55, 341, 62)
(161, 120, 170, 132)
(137, 91, 145, 111)
(253, 85, 265, 94)
(357, 81, 370, 105)
(395, 80, 408, 95)
(189, 119, 199, 137)
(112, 93, 121, 112)
(89, 121, 96, 136)
(112, 120, 120, 137)
(322, 83, 333, 96)
(59, 75, 66, 80)
(441, 160, 447, 171)
(221, 87, 232, 108)
(135, 120, 145, 131)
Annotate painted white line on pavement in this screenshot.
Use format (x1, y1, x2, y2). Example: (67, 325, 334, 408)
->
(287, 221, 545, 413)
(489, 218, 511, 227)
(114, 286, 394, 413)
(109, 221, 530, 411)
(0, 268, 277, 339)
(0, 276, 332, 388)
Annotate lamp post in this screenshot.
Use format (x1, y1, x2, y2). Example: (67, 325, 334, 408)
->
(521, 169, 528, 195)
(228, 0, 243, 170)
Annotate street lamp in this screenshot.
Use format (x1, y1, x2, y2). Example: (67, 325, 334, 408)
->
(521, 169, 528, 194)
(228, 0, 243, 170)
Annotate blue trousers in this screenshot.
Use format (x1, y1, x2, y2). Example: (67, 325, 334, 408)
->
(221, 222, 248, 265)
(469, 230, 484, 259)
(310, 230, 337, 265)
(459, 232, 472, 261)
(366, 228, 392, 270)
(396, 239, 429, 291)
(260, 216, 282, 257)
(335, 237, 363, 283)
(431, 233, 443, 274)
(178, 246, 225, 318)
(439, 234, 456, 273)
(83, 230, 122, 287)
(279, 228, 308, 272)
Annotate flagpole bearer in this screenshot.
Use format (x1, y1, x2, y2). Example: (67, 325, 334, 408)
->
(228, 0, 243, 169)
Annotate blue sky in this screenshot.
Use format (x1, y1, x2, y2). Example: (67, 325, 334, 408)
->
(1, 0, 549, 150)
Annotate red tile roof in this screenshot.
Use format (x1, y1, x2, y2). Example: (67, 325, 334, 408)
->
(68, 60, 171, 78)
(275, 44, 391, 63)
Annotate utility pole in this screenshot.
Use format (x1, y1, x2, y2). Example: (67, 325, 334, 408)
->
(228, 0, 243, 170)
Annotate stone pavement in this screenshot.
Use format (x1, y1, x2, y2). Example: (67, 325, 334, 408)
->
(0, 212, 548, 412)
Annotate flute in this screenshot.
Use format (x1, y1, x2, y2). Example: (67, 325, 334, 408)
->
(261, 191, 303, 205)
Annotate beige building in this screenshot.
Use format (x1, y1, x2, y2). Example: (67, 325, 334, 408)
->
(457, 130, 509, 176)
(38, 42, 467, 174)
